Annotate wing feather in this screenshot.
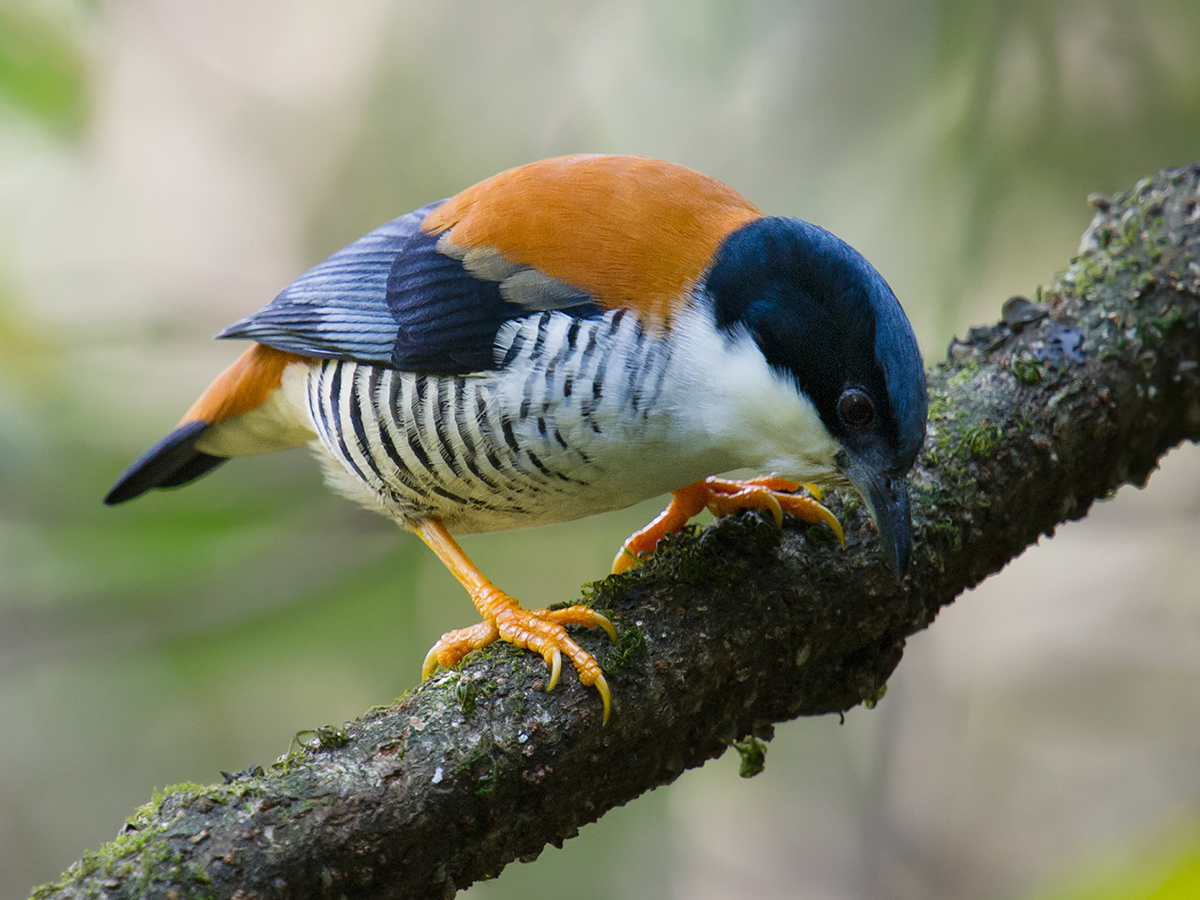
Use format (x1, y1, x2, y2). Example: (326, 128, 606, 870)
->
(217, 206, 433, 365)
(212, 156, 761, 374)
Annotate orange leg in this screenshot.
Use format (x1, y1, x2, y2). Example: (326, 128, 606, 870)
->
(415, 519, 617, 723)
(613, 476, 845, 574)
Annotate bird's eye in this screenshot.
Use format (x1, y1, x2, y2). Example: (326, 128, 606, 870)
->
(838, 388, 875, 427)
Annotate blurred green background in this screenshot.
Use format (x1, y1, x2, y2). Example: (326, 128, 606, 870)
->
(2, 1, 1199, 898)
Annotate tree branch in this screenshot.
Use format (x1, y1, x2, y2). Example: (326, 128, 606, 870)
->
(32, 165, 1200, 900)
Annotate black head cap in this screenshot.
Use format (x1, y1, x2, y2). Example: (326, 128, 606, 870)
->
(705, 216, 928, 576)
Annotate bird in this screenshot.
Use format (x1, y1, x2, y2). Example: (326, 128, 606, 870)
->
(105, 154, 928, 724)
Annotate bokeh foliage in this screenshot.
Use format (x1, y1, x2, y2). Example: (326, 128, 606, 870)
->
(0, 0, 91, 135)
(2, 2, 1199, 899)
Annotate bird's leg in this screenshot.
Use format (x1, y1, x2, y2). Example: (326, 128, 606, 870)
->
(414, 518, 616, 723)
(612, 475, 844, 574)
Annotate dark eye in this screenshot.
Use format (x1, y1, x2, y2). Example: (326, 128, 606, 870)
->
(838, 388, 875, 428)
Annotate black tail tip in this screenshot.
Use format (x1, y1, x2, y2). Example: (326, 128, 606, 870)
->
(105, 420, 226, 505)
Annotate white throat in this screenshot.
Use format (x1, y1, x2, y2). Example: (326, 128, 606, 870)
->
(660, 302, 843, 485)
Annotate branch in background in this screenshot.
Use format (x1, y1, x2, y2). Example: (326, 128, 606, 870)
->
(32, 165, 1200, 900)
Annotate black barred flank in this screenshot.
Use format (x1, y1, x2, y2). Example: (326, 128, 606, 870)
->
(327, 363, 372, 486)
(431, 378, 464, 476)
(302, 308, 671, 528)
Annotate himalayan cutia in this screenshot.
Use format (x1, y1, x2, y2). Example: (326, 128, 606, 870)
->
(107, 155, 928, 723)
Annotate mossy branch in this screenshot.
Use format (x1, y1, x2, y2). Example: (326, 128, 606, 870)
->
(31, 165, 1200, 900)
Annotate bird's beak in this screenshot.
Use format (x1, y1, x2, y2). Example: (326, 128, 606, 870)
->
(838, 453, 913, 579)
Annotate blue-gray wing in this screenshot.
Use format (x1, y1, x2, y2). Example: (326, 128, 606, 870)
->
(217, 201, 601, 374)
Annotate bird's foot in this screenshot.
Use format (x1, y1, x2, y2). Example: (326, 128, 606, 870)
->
(422, 585, 617, 723)
(612, 475, 844, 573)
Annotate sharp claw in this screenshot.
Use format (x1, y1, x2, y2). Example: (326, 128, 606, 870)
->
(421, 645, 440, 680)
(594, 673, 611, 725)
(547, 647, 562, 691)
(761, 490, 784, 526)
(593, 611, 618, 642)
(818, 506, 846, 547)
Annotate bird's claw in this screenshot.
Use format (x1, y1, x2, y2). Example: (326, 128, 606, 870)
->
(421, 597, 615, 724)
(613, 475, 844, 573)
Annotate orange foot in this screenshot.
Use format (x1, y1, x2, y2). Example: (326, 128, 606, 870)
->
(415, 519, 617, 723)
(613, 476, 845, 574)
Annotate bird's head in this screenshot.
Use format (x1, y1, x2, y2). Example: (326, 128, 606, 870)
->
(705, 217, 928, 578)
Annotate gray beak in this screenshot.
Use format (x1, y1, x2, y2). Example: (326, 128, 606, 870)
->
(839, 454, 913, 579)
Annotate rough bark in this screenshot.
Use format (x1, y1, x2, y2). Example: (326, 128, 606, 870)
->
(31, 165, 1200, 900)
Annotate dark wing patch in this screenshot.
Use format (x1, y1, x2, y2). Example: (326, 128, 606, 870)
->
(387, 225, 598, 372)
(218, 201, 602, 376)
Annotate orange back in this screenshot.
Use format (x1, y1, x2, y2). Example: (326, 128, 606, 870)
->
(423, 155, 762, 323)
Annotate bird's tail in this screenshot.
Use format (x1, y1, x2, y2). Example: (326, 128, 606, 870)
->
(104, 344, 312, 504)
